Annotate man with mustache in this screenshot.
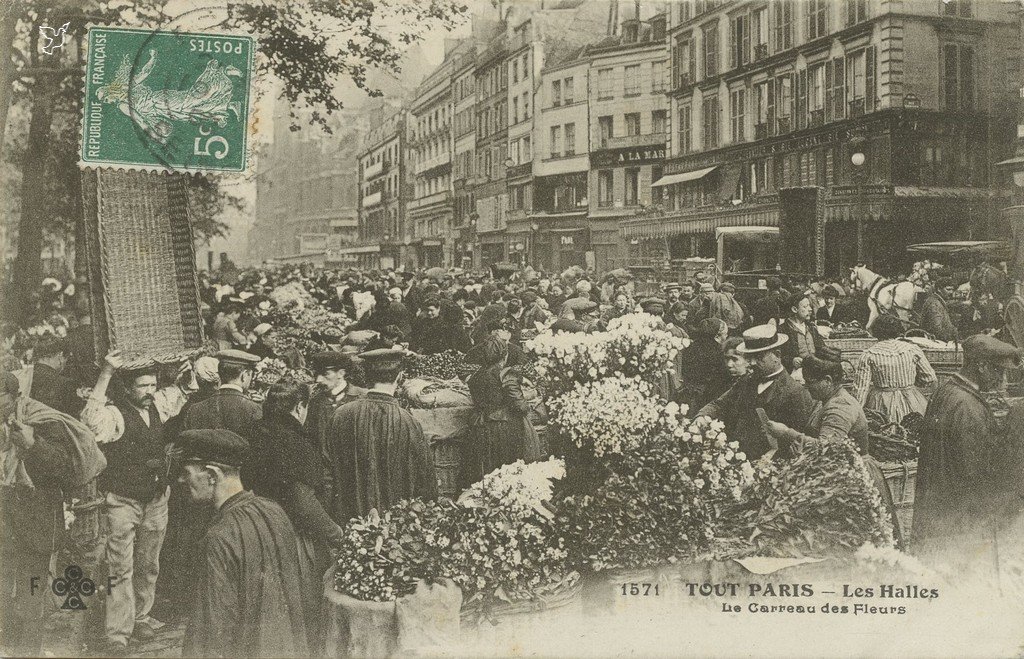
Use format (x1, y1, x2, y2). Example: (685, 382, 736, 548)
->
(81, 350, 171, 653)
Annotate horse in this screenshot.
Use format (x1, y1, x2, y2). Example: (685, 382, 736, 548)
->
(849, 264, 922, 330)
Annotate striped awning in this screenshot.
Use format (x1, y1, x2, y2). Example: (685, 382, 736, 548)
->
(651, 166, 718, 187)
(620, 207, 779, 239)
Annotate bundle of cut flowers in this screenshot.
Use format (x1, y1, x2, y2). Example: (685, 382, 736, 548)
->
(664, 410, 756, 504)
(269, 281, 315, 309)
(334, 459, 576, 609)
(401, 350, 478, 381)
(332, 500, 458, 603)
(556, 434, 713, 572)
(250, 359, 313, 402)
(604, 313, 687, 385)
(526, 331, 609, 397)
(714, 439, 893, 558)
(548, 376, 673, 458)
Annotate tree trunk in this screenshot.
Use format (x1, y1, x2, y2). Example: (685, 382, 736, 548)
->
(12, 72, 56, 325)
(0, 5, 20, 153)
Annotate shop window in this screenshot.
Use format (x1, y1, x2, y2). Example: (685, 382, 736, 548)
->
(598, 170, 614, 207)
(652, 165, 664, 204)
(625, 168, 640, 206)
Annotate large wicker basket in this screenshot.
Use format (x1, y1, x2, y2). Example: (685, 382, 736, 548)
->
(878, 459, 918, 540)
(81, 170, 205, 369)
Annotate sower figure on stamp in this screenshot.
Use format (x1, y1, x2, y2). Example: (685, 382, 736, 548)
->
(80, 352, 172, 653)
(0, 372, 106, 657)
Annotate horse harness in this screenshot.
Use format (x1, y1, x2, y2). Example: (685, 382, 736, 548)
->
(864, 274, 918, 323)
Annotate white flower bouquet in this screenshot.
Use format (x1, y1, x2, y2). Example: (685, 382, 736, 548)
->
(549, 376, 668, 458)
(665, 412, 755, 502)
(458, 457, 565, 520)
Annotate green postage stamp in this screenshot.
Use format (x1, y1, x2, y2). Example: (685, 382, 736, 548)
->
(80, 26, 254, 174)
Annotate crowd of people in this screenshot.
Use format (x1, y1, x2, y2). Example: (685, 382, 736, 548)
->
(1, 259, 1022, 656)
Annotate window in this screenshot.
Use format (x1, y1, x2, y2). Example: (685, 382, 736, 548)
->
(625, 168, 640, 206)
(598, 68, 614, 99)
(775, 73, 793, 131)
(730, 87, 746, 143)
(752, 6, 769, 59)
(599, 115, 614, 148)
(652, 165, 664, 203)
(624, 65, 641, 96)
(653, 110, 667, 135)
(677, 104, 693, 154)
(512, 97, 519, 124)
(808, 63, 825, 113)
(806, 0, 828, 41)
(512, 58, 519, 84)
(625, 112, 641, 136)
(731, 13, 750, 69)
(702, 95, 720, 149)
(773, 1, 793, 51)
(522, 53, 529, 77)
(564, 123, 576, 156)
(598, 170, 614, 207)
(942, 43, 974, 110)
(942, 0, 972, 17)
(674, 35, 696, 87)
(825, 57, 845, 121)
(751, 159, 770, 194)
(754, 81, 771, 132)
(703, 22, 719, 77)
(564, 77, 574, 104)
(846, 0, 867, 25)
(550, 125, 562, 158)
(552, 80, 561, 106)
(522, 92, 530, 119)
(522, 136, 532, 162)
(652, 61, 666, 93)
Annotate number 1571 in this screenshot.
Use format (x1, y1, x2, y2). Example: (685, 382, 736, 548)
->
(620, 583, 660, 596)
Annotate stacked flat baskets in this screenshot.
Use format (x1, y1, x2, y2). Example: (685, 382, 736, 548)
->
(878, 458, 917, 541)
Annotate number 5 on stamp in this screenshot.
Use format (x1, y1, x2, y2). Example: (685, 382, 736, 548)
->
(80, 26, 254, 174)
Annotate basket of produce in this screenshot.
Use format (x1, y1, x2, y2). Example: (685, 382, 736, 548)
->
(402, 351, 478, 381)
(824, 322, 872, 340)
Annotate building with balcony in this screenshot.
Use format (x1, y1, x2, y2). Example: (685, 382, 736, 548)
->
(586, 13, 670, 272)
(629, 0, 1021, 276)
(353, 109, 410, 270)
(474, 27, 512, 268)
(409, 41, 467, 268)
(452, 48, 479, 269)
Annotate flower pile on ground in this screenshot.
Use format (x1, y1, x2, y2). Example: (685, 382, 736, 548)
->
(549, 376, 671, 458)
(557, 435, 713, 572)
(713, 440, 893, 557)
(333, 500, 457, 603)
(334, 459, 576, 611)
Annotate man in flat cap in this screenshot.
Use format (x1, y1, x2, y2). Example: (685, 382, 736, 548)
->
(913, 335, 1022, 574)
(184, 350, 265, 490)
(177, 429, 308, 658)
(698, 322, 813, 461)
(325, 349, 437, 523)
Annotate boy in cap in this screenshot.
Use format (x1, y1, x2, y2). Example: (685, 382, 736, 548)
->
(325, 349, 437, 523)
(305, 351, 366, 487)
(177, 429, 308, 658)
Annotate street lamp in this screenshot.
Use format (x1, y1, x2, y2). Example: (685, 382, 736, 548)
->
(850, 139, 868, 263)
(530, 221, 539, 269)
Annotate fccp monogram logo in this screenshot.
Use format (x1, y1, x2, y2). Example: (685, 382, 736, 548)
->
(30, 565, 115, 610)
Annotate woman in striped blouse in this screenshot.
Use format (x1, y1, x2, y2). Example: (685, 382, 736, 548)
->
(852, 314, 937, 425)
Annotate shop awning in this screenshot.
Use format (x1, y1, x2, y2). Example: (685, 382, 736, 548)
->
(620, 207, 779, 239)
(995, 155, 1024, 167)
(892, 186, 999, 199)
(651, 166, 718, 187)
(333, 245, 380, 255)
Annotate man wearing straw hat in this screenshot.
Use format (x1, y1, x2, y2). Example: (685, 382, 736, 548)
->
(698, 322, 814, 461)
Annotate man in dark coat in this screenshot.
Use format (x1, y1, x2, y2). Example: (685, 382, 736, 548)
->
(698, 323, 814, 461)
(678, 318, 731, 411)
(326, 349, 437, 523)
(779, 292, 831, 372)
(913, 335, 1021, 574)
(184, 350, 264, 489)
(918, 278, 959, 343)
(409, 297, 470, 354)
(29, 336, 83, 417)
(177, 429, 308, 658)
